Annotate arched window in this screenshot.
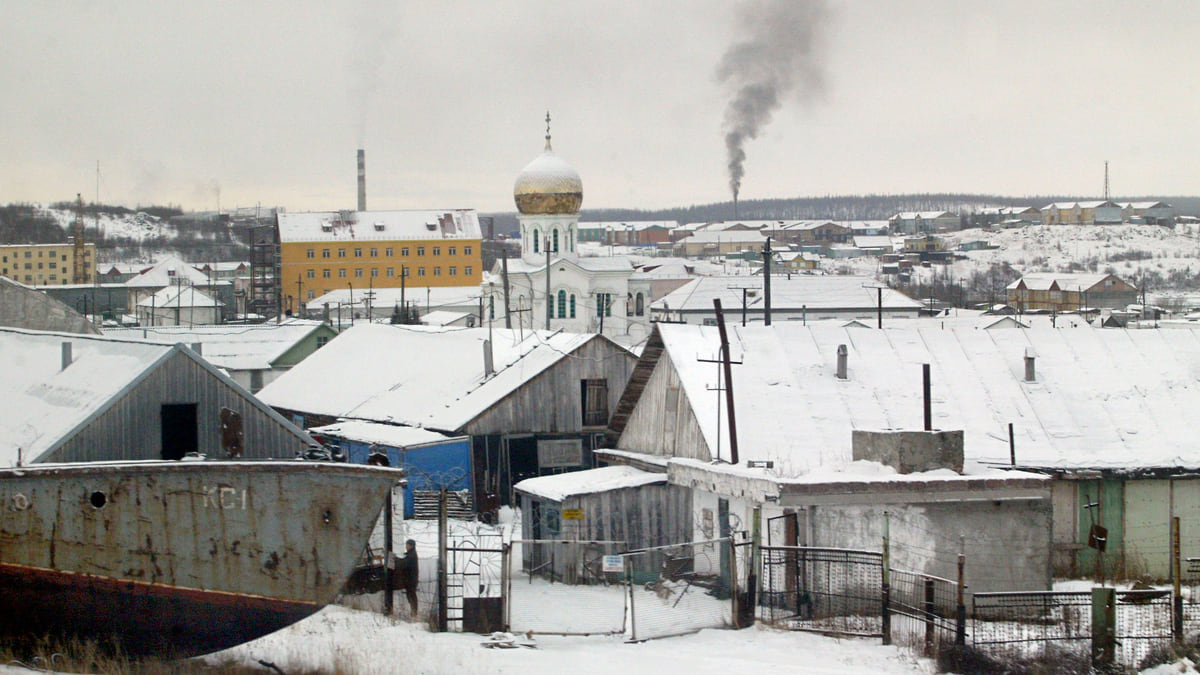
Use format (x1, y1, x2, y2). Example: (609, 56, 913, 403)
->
(557, 290, 566, 319)
(552, 228, 560, 252)
(533, 229, 540, 253)
(570, 294, 576, 318)
(636, 292, 644, 316)
(568, 227, 574, 252)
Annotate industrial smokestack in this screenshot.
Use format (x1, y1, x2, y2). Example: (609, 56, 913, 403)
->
(357, 149, 366, 211)
(733, 190, 739, 220)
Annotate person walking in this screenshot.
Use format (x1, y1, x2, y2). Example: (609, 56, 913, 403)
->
(398, 539, 419, 619)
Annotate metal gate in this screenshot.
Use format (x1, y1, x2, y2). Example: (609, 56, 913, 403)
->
(445, 531, 507, 633)
(759, 546, 884, 638)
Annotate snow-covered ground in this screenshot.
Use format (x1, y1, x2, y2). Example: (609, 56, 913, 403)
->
(202, 605, 934, 675)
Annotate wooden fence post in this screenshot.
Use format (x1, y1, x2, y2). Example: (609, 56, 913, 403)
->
(1091, 586, 1116, 669)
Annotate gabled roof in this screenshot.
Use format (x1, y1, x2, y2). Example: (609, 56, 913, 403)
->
(651, 276, 922, 313)
(124, 256, 214, 288)
(136, 284, 223, 309)
(1007, 273, 1132, 293)
(621, 323, 1200, 472)
(0, 328, 176, 464)
(257, 323, 625, 432)
(678, 230, 769, 244)
(103, 320, 332, 370)
(277, 209, 481, 243)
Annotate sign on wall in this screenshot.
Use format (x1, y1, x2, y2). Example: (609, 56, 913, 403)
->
(537, 438, 583, 468)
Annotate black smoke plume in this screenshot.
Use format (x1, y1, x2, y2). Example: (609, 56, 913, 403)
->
(717, 0, 830, 202)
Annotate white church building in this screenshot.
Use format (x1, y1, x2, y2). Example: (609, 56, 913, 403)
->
(490, 118, 646, 342)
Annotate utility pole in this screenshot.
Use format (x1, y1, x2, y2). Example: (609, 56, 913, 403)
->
(544, 237, 551, 330)
(761, 237, 772, 326)
(295, 275, 303, 317)
(712, 299, 739, 464)
(729, 284, 758, 327)
(502, 253, 512, 329)
(400, 267, 407, 323)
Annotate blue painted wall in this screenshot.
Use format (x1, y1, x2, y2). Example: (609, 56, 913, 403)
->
(340, 437, 473, 517)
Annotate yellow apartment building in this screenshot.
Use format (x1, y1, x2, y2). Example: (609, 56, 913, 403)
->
(276, 209, 482, 315)
(0, 242, 97, 286)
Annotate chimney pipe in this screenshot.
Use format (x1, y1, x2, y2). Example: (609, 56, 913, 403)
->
(483, 339, 494, 376)
(1024, 347, 1036, 382)
(191, 342, 203, 356)
(61, 342, 72, 371)
(836, 344, 848, 379)
(357, 149, 366, 212)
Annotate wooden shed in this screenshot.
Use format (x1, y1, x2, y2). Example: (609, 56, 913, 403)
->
(514, 465, 692, 584)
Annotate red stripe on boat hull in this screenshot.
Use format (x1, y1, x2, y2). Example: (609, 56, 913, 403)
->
(0, 562, 320, 658)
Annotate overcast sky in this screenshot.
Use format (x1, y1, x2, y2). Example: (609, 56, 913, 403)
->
(2, 1, 1197, 214)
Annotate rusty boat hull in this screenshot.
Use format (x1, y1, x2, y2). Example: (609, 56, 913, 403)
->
(0, 460, 402, 657)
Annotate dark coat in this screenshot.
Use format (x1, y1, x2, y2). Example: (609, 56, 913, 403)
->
(396, 548, 418, 591)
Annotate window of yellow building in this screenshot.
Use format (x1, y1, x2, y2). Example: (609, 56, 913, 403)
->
(338, 269, 346, 278)
(370, 247, 377, 257)
(417, 247, 425, 256)
(433, 267, 441, 276)
(401, 247, 408, 256)
(433, 246, 441, 256)
(338, 248, 346, 258)
(386, 267, 394, 277)
(354, 248, 362, 257)
(465, 266, 473, 276)
(322, 248, 330, 258)
(449, 267, 456, 276)
(370, 268, 378, 278)
(449, 246, 456, 256)
(385, 247, 393, 256)
(307, 249, 315, 258)
(418, 267, 425, 277)
(323, 269, 331, 278)
(354, 269, 363, 278)
(307, 270, 315, 279)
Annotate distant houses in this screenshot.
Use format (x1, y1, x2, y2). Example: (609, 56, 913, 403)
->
(1006, 273, 1138, 313)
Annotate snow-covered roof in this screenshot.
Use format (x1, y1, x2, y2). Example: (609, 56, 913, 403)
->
(135, 284, 223, 308)
(421, 310, 472, 326)
(651, 276, 922, 313)
(103, 320, 329, 370)
(891, 211, 954, 220)
(580, 220, 679, 231)
(307, 419, 458, 448)
(257, 323, 613, 431)
(305, 285, 482, 311)
(0, 328, 175, 465)
(505, 255, 634, 275)
(125, 256, 214, 288)
(514, 465, 667, 501)
(1007, 273, 1128, 292)
(678, 231, 768, 244)
(853, 235, 895, 249)
(643, 322, 1200, 472)
(277, 210, 481, 243)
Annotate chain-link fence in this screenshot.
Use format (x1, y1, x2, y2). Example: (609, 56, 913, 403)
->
(971, 591, 1092, 663)
(624, 539, 734, 641)
(507, 539, 629, 636)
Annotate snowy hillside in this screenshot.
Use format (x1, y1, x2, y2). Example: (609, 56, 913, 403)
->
(38, 204, 176, 242)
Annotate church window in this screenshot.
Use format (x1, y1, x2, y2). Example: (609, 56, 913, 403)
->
(557, 290, 566, 318)
(636, 292, 644, 316)
(570, 294, 576, 318)
(552, 228, 560, 252)
(533, 230, 540, 253)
